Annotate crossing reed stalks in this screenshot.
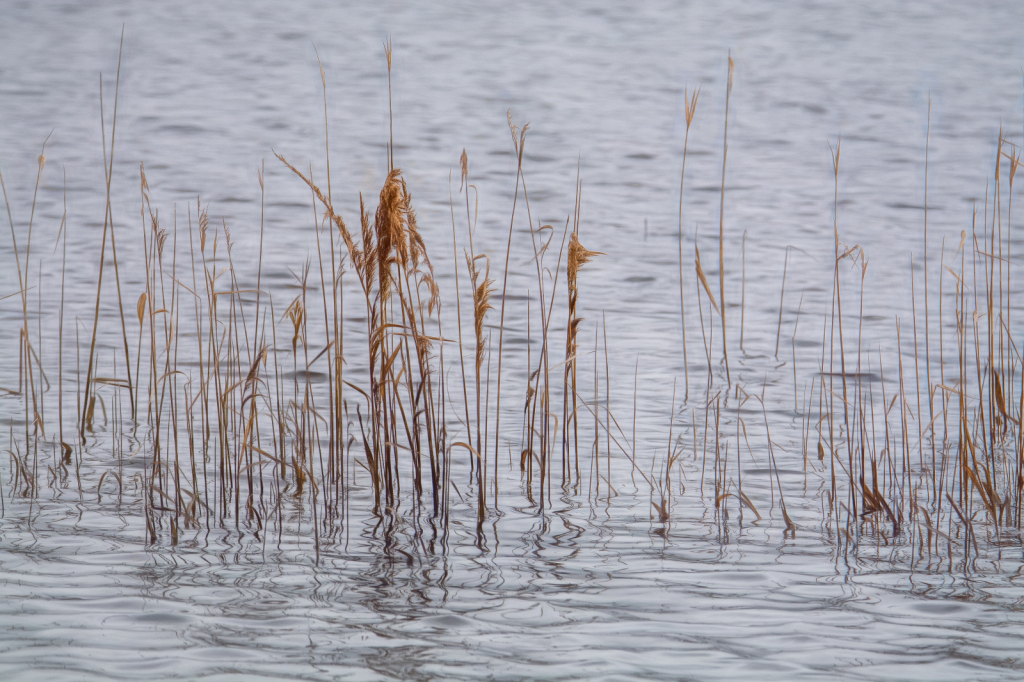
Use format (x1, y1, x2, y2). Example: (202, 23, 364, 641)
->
(2, 49, 1022, 575)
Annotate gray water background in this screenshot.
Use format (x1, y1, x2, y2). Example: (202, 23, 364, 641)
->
(2, 1, 1024, 680)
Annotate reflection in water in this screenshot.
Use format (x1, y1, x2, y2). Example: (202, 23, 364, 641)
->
(4, 485, 1024, 679)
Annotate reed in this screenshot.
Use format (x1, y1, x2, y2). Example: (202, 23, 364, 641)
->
(678, 87, 700, 396)
(717, 53, 734, 386)
(563, 199, 600, 490)
(459, 149, 494, 526)
(493, 114, 529, 505)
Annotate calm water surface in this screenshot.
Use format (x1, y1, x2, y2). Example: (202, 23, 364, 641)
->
(2, 2, 1024, 680)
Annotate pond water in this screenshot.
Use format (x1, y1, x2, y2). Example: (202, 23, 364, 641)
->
(2, 1, 1024, 680)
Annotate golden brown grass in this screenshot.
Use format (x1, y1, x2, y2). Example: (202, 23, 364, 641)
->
(1, 47, 1022, 575)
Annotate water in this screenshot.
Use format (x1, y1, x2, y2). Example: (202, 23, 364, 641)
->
(2, 1, 1024, 679)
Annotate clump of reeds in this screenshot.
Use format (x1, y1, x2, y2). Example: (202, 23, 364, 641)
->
(2, 46, 1024, 575)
